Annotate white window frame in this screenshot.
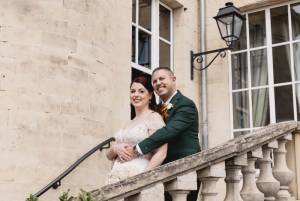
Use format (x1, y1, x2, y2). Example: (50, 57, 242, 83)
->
(229, 0, 300, 136)
(131, 0, 173, 75)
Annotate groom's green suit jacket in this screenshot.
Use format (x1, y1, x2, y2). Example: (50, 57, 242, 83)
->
(138, 91, 201, 163)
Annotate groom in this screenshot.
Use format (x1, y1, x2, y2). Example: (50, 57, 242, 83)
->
(118, 67, 201, 201)
(134, 67, 201, 163)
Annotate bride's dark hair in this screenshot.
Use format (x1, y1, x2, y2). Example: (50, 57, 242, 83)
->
(130, 75, 157, 118)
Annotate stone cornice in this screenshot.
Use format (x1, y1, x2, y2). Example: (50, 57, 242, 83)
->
(160, 0, 183, 9)
(240, 0, 294, 12)
(91, 121, 298, 201)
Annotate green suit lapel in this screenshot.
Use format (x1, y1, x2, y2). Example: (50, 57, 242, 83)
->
(166, 91, 182, 121)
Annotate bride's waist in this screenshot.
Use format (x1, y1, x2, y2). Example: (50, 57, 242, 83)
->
(115, 154, 151, 163)
(119, 154, 151, 161)
(113, 157, 150, 169)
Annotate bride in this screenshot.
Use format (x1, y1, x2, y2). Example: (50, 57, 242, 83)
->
(105, 75, 167, 184)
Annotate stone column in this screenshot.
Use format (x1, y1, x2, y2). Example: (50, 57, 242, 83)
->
(125, 183, 164, 201)
(198, 162, 225, 201)
(294, 132, 300, 200)
(240, 148, 264, 201)
(165, 171, 197, 201)
(256, 141, 280, 201)
(273, 134, 294, 201)
(223, 154, 247, 201)
(168, 191, 190, 201)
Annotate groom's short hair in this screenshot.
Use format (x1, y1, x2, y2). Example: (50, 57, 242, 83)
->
(152, 67, 174, 76)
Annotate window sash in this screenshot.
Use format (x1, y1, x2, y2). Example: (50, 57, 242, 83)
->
(230, 1, 300, 136)
(131, 0, 173, 74)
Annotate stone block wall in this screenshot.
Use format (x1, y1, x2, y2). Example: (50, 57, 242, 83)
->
(0, 0, 131, 200)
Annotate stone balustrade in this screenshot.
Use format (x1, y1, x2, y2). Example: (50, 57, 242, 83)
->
(90, 121, 299, 201)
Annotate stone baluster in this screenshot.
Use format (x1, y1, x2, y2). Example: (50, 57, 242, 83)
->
(292, 131, 300, 201)
(198, 162, 226, 201)
(256, 141, 280, 201)
(165, 171, 197, 201)
(125, 183, 164, 201)
(273, 134, 294, 201)
(240, 147, 264, 201)
(223, 154, 248, 201)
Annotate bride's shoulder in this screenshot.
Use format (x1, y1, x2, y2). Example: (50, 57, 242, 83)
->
(148, 111, 164, 123)
(144, 111, 165, 131)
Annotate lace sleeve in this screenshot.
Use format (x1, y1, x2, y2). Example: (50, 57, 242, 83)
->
(113, 129, 123, 143)
(146, 112, 165, 136)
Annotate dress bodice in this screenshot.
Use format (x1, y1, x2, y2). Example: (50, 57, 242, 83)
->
(114, 123, 151, 146)
(106, 112, 165, 184)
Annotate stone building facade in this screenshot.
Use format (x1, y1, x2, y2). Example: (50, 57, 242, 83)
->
(0, 0, 299, 200)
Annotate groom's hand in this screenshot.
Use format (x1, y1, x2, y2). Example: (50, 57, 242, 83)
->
(113, 143, 134, 162)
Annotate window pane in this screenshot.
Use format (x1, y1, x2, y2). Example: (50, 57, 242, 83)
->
(216, 16, 235, 44)
(251, 49, 268, 87)
(273, 45, 291, 83)
(231, 52, 248, 90)
(233, 91, 250, 129)
(252, 88, 270, 127)
(139, 0, 151, 31)
(295, 84, 300, 120)
(234, 15, 243, 39)
(132, 0, 136, 23)
(249, 11, 266, 48)
(138, 29, 151, 68)
(159, 40, 170, 67)
(132, 26, 136, 62)
(294, 43, 300, 80)
(291, 3, 300, 40)
(275, 85, 294, 122)
(232, 15, 246, 51)
(271, 6, 289, 44)
(159, 5, 170, 41)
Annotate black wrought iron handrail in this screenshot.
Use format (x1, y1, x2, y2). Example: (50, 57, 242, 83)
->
(34, 137, 115, 198)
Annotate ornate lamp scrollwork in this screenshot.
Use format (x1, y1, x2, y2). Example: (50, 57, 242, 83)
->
(190, 47, 231, 80)
(190, 2, 244, 80)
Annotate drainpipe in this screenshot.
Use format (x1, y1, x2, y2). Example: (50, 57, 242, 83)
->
(200, 0, 208, 150)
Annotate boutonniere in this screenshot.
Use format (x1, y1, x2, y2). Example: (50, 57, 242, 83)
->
(166, 103, 173, 110)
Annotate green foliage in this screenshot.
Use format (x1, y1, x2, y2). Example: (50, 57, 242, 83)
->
(26, 189, 94, 201)
(25, 194, 38, 201)
(59, 190, 75, 201)
(78, 189, 95, 201)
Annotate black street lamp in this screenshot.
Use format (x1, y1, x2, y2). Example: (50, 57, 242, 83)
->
(190, 2, 245, 80)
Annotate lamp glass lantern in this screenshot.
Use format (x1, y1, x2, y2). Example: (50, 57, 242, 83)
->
(214, 2, 245, 47)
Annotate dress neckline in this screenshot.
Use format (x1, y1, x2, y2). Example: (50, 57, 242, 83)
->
(122, 110, 154, 132)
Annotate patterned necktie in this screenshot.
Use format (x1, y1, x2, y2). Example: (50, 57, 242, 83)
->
(160, 103, 169, 122)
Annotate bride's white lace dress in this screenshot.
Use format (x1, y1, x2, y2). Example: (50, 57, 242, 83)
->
(106, 112, 165, 184)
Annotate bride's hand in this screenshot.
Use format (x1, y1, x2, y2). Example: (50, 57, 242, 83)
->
(113, 143, 134, 162)
(126, 145, 134, 157)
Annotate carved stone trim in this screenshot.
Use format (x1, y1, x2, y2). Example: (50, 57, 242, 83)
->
(239, 0, 292, 12)
(160, 0, 183, 9)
